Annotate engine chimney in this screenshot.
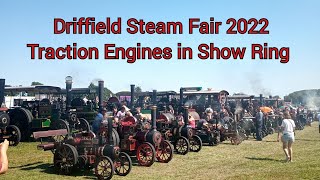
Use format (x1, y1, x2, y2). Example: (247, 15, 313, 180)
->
(151, 105, 157, 130)
(108, 116, 113, 145)
(0, 79, 5, 106)
(65, 76, 73, 112)
(259, 94, 263, 106)
(152, 90, 157, 105)
(180, 88, 183, 106)
(98, 81, 104, 110)
(130, 84, 135, 109)
(183, 105, 189, 127)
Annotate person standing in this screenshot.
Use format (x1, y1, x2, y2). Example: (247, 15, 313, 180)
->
(92, 108, 107, 135)
(277, 112, 296, 162)
(255, 109, 263, 141)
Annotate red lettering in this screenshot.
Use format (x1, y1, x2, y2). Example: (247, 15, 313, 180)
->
(127, 18, 138, 34)
(54, 18, 65, 34)
(189, 18, 200, 34)
(26, 44, 39, 59)
(56, 47, 66, 59)
(104, 44, 116, 59)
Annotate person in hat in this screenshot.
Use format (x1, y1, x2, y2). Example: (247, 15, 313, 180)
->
(92, 108, 107, 135)
(116, 106, 127, 120)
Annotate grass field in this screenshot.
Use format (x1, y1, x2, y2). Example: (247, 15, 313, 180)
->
(2, 123, 320, 180)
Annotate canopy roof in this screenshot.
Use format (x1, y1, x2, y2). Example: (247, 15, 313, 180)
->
(228, 94, 255, 99)
(116, 90, 177, 97)
(181, 89, 229, 95)
(59, 88, 96, 94)
(5, 86, 61, 94)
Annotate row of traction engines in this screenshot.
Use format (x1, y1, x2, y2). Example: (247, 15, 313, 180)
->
(32, 81, 201, 179)
(27, 80, 255, 179)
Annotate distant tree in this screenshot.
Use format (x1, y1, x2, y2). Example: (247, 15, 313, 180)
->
(88, 83, 113, 101)
(285, 89, 320, 106)
(273, 95, 280, 99)
(135, 86, 142, 93)
(31, 82, 43, 86)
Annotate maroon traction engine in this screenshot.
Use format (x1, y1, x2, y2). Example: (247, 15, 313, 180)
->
(33, 117, 132, 180)
(113, 105, 173, 166)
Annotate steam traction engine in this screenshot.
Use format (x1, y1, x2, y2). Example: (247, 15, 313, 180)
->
(157, 105, 202, 155)
(0, 79, 21, 146)
(188, 109, 220, 146)
(34, 116, 132, 179)
(115, 105, 173, 166)
(5, 76, 90, 142)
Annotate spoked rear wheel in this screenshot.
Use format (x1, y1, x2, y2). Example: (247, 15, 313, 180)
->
(95, 156, 114, 180)
(114, 152, 132, 176)
(51, 119, 70, 143)
(174, 136, 189, 155)
(189, 135, 202, 152)
(53, 144, 78, 175)
(76, 118, 90, 132)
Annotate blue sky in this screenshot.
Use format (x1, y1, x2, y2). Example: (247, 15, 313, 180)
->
(0, 0, 319, 97)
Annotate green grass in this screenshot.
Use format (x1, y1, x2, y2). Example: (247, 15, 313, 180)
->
(3, 123, 320, 180)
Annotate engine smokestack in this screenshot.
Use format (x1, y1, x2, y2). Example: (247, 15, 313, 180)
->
(152, 90, 157, 105)
(130, 84, 135, 109)
(183, 105, 189, 127)
(98, 81, 104, 110)
(65, 76, 73, 112)
(151, 105, 157, 130)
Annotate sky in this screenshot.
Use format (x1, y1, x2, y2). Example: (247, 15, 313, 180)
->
(0, 0, 319, 97)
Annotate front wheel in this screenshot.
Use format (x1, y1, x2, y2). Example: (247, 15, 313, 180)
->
(95, 156, 114, 180)
(174, 136, 189, 155)
(136, 142, 156, 167)
(114, 152, 132, 176)
(189, 135, 202, 152)
(156, 140, 173, 163)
